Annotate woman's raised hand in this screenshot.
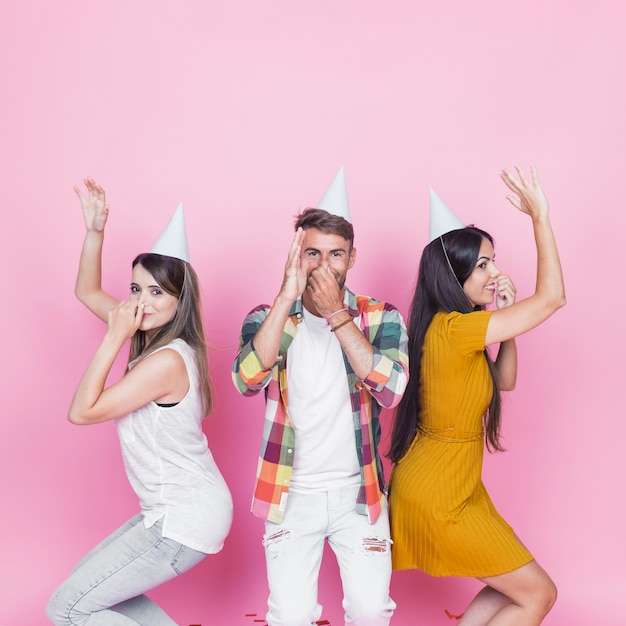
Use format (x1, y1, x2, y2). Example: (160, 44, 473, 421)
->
(75, 177, 109, 232)
(500, 164, 548, 221)
(484, 164, 565, 347)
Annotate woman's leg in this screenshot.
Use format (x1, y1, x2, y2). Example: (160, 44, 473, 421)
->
(65, 515, 144, 576)
(458, 561, 557, 626)
(46, 516, 206, 626)
(456, 586, 511, 625)
(108, 596, 178, 625)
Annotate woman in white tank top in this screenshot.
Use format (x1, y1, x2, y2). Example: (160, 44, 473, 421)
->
(47, 178, 232, 626)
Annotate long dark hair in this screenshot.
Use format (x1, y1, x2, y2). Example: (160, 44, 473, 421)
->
(389, 227, 503, 463)
(129, 253, 212, 416)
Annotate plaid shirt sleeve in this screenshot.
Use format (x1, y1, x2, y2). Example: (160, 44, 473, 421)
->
(232, 303, 299, 523)
(355, 296, 409, 407)
(232, 305, 274, 396)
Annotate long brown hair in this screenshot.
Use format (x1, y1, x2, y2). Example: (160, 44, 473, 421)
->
(389, 227, 503, 463)
(129, 253, 212, 416)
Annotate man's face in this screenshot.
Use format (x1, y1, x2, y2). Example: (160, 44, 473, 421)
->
(300, 227, 356, 290)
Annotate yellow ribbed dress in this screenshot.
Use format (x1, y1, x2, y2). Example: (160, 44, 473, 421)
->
(390, 310, 533, 577)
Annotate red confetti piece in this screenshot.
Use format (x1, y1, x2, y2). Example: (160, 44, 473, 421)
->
(444, 609, 464, 620)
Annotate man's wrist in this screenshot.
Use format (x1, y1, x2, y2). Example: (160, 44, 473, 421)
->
(330, 316, 353, 333)
(273, 293, 296, 314)
(328, 309, 352, 331)
(325, 307, 346, 324)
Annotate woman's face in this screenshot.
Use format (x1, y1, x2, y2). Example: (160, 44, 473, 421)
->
(130, 264, 179, 338)
(462, 237, 501, 308)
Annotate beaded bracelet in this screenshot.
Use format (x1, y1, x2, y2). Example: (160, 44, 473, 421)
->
(325, 308, 346, 324)
(330, 317, 353, 333)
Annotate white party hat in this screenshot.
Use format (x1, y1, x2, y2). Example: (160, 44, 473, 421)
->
(150, 203, 190, 262)
(429, 188, 464, 241)
(316, 166, 351, 222)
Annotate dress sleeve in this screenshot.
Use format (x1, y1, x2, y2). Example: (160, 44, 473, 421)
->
(443, 310, 492, 357)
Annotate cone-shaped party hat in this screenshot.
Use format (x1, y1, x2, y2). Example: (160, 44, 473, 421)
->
(429, 188, 464, 241)
(316, 166, 351, 222)
(150, 203, 190, 262)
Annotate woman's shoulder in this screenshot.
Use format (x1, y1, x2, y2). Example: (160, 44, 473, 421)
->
(434, 309, 492, 326)
(159, 337, 191, 356)
(140, 342, 188, 371)
(152, 339, 197, 372)
(430, 310, 492, 352)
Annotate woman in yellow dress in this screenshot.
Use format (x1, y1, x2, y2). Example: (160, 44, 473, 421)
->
(389, 165, 565, 625)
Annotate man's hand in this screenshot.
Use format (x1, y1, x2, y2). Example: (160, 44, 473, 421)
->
(277, 227, 307, 304)
(306, 266, 345, 319)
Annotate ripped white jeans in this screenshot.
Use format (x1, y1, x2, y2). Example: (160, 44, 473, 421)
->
(262, 484, 395, 626)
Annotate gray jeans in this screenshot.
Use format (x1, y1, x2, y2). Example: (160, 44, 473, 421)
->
(46, 514, 206, 625)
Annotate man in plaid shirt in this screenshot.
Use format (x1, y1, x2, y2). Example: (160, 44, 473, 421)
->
(232, 171, 408, 625)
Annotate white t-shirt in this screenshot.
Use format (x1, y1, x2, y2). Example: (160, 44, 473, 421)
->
(287, 307, 360, 492)
(117, 339, 232, 554)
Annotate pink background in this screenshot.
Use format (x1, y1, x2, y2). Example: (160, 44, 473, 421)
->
(1, 1, 623, 624)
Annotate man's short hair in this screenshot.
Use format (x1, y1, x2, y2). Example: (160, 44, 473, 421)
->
(294, 208, 354, 247)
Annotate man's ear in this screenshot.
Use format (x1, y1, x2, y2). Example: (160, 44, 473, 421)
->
(348, 246, 357, 270)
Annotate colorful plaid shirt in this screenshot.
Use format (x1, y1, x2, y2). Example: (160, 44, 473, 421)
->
(232, 287, 409, 524)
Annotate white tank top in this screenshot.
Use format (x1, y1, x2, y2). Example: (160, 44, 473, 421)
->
(117, 339, 232, 553)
